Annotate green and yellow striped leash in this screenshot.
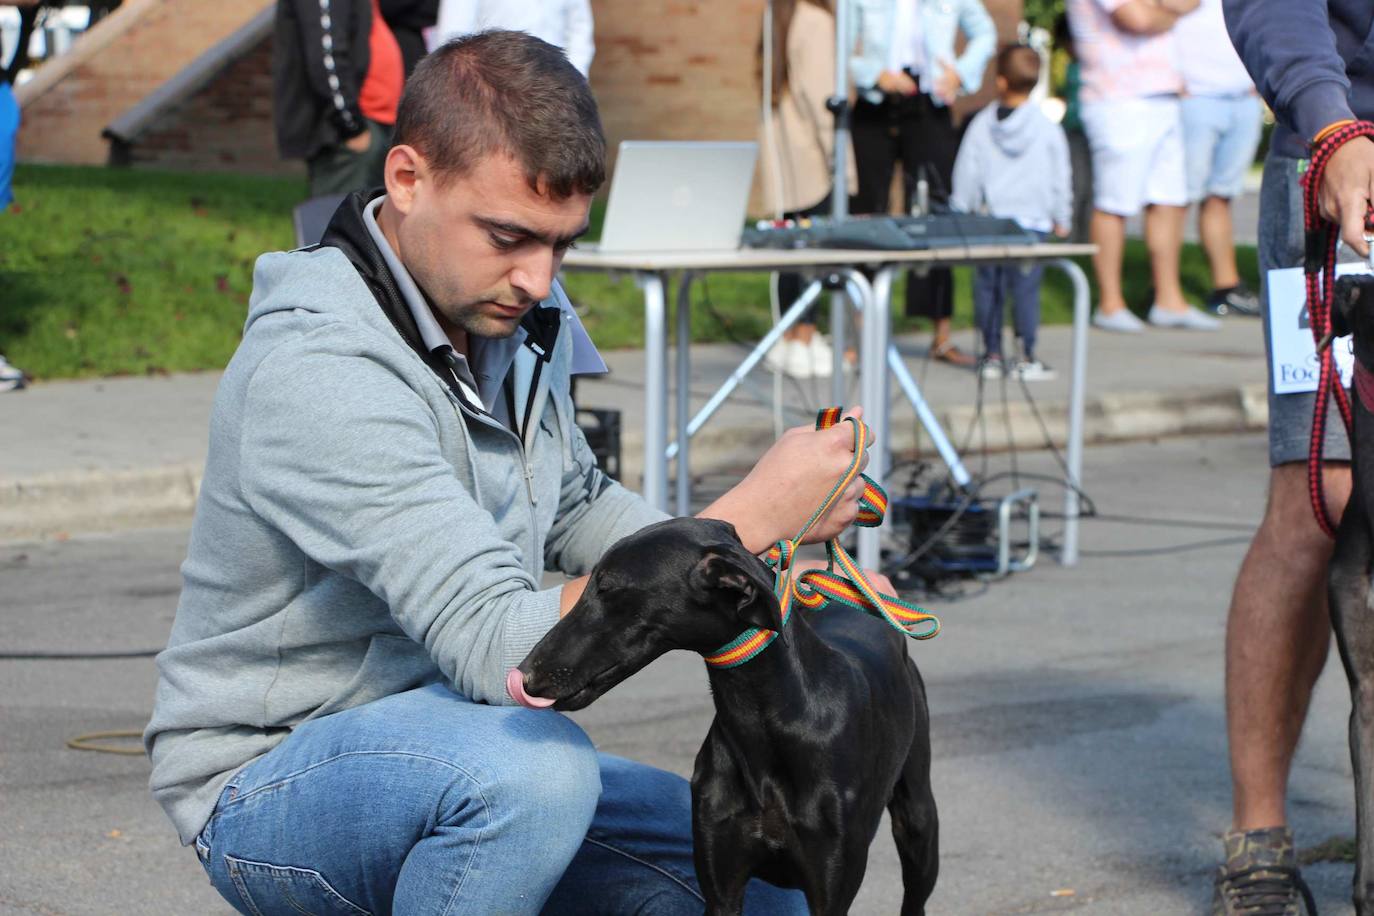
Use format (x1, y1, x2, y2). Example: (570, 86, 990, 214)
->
(704, 407, 940, 669)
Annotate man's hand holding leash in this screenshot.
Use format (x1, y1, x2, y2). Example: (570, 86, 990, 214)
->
(698, 407, 872, 553)
(1317, 131, 1374, 257)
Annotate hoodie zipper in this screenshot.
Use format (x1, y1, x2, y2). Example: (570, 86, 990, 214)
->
(449, 371, 540, 509)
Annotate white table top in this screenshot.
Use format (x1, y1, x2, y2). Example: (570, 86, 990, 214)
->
(562, 242, 1096, 273)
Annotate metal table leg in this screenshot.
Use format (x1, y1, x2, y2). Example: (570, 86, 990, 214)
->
(855, 268, 886, 570)
(638, 272, 669, 512)
(1051, 257, 1091, 566)
(665, 279, 826, 462)
(675, 272, 695, 518)
(830, 288, 847, 408)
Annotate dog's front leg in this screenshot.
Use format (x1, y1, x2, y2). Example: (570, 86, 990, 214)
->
(693, 737, 762, 916)
(1332, 444, 1374, 915)
(692, 819, 754, 916)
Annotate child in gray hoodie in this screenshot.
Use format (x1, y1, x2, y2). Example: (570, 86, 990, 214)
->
(951, 44, 1072, 381)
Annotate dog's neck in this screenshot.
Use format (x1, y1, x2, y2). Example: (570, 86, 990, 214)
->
(703, 610, 833, 755)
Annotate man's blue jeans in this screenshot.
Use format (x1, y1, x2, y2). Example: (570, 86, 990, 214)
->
(194, 683, 806, 915)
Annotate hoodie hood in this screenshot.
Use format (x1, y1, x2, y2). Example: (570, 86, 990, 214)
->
(949, 101, 1072, 235)
(988, 102, 1044, 158)
(243, 189, 455, 385)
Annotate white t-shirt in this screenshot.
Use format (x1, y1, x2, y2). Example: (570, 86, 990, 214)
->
(1172, 0, 1254, 97)
(431, 0, 596, 76)
(886, 0, 927, 81)
(1067, 0, 1183, 103)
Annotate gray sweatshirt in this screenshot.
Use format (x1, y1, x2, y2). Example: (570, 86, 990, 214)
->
(144, 245, 666, 845)
(950, 101, 1072, 235)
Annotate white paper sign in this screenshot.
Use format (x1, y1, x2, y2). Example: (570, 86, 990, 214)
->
(1266, 264, 1365, 395)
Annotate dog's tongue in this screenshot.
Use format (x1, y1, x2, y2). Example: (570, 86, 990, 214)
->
(507, 668, 556, 710)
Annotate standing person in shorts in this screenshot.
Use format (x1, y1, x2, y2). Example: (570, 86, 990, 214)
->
(1214, 1, 1374, 912)
(1068, 0, 1222, 334)
(1175, 0, 1263, 318)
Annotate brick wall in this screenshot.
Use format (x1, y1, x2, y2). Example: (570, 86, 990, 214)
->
(17, 0, 1020, 186)
(16, 0, 272, 166)
(119, 35, 300, 177)
(587, 0, 1023, 213)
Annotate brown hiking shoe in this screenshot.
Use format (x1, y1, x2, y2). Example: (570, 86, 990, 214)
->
(1211, 827, 1317, 915)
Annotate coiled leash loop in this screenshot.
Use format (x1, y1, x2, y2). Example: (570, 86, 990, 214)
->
(704, 408, 940, 669)
(1302, 120, 1374, 537)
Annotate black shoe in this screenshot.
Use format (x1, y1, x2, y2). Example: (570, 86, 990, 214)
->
(1211, 827, 1317, 916)
(1207, 286, 1261, 317)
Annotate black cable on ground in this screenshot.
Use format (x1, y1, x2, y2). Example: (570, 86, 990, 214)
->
(887, 351, 1266, 583)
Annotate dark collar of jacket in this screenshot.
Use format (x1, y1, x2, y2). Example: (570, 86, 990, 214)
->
(318, 188, 562, 408)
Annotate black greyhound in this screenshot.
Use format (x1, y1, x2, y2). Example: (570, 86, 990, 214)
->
(511, 517, 938, 916)
(1329, 274, 1374, 914)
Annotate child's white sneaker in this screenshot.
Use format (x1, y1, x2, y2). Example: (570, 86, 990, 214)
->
(1014, 358, 1057, 381)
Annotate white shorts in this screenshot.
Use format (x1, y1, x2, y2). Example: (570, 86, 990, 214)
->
(1081, 96, 1188, 217)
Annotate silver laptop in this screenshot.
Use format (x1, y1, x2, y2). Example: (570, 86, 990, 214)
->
(597, 141, 758, 253)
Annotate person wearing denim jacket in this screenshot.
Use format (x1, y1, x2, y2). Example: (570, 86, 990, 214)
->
(847, 0, 996, 367)
(848, 0, 996, 109)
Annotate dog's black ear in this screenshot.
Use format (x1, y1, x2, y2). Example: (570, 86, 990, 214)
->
(690, 546, 783, 634)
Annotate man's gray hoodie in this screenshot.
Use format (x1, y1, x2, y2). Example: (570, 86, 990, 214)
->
(144, 211, 665, 846)
(951, 101, 1072, 235)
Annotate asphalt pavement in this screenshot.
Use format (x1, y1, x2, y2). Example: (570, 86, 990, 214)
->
(1, 431, 1361, 914)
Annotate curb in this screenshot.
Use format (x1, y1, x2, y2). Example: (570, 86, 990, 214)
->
(0, 464, 203, 542)
(0, 383, 1269, 542)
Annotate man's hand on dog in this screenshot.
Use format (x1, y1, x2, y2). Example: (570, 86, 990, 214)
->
(699, 408, 871, 553)
(1319, 135, 1374, 258)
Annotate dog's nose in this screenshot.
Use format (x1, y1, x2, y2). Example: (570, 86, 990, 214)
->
(507, 668, 556, 710)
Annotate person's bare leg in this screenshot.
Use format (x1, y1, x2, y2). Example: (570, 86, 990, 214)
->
(783, 323, 817, 344)
(1226, 462, 1348, 830)
(932, 316, 952, 347)
(1199, 195, 1241, 291)
(1091, 209, 1128, 315)
(1145, 203, 1191, 312)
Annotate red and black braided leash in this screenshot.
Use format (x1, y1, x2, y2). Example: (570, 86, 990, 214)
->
(1301, 121, 1374, 537)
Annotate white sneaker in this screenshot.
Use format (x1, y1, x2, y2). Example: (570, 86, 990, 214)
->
(1092, 308, 1146, 333)
(979, 357, 1005, 380)
(1147, 304, 1222, 331)
(807, 335, 834, 378)
(0, 354, 26, 392)
(782, 339, 815, 379)
(763, 339, 789, 374)
(1014, 358, 1057, 381)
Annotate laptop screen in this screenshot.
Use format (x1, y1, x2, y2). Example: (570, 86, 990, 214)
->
(597, 141, 758, 253)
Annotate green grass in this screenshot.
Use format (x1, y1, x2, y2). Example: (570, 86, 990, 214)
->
(0, 164, 1259, 381)
(1, 165, 306, 380)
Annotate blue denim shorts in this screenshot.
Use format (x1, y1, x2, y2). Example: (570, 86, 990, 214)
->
(1181, 93, 1263, 203)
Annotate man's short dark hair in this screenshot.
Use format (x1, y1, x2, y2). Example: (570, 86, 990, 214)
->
(996, 45, 1041, 95)
(392, 30, 606, 199)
